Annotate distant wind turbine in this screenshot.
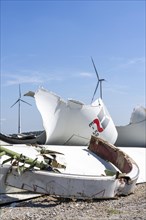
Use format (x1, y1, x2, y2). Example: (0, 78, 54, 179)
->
(10, 84, 32, 134)
(91, 57, 106, 103)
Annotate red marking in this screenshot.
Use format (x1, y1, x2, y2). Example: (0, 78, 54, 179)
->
(93, 118, 104, 132)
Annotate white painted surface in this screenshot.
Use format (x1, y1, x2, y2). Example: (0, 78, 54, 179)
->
(118, 147, 146, 183)
(0, 144, 118, 178)
(40, 145, 119, 176)
(0, 165, 41, 205)
(116, 106, 146, 147)
(116, 121, 146, 147)
(0, 143, 139, 199)
(34, 88, 118, 145)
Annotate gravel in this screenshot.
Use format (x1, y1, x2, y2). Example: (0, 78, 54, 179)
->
(0, 183, 146, 220)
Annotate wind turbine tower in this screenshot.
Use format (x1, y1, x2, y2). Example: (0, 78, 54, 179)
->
(91, 57, 106, 103)
(10, 84, 31, 134)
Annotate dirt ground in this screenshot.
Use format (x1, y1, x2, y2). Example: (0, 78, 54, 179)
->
(0, 183, 146, 220)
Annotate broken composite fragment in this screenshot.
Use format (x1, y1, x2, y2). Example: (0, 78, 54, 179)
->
(116, 106, 146, 147)
(0, 136, 139, 199)
(27, 88, 118, 145)
(0, 131, 46, 145)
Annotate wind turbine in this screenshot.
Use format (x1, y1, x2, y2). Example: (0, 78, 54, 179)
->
(91, 57, 106, 103)
(10, 84, 32, 134)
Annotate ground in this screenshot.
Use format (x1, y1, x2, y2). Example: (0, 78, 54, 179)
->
(0, 183, 146, 220)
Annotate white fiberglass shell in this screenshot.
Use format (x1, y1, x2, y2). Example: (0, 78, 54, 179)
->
(130, 106, 146, 124)
(116, 106, 146, 147)
(34, 88, 118, 145)
(1, 136, 139, 199)
(0, 144, 118, 195)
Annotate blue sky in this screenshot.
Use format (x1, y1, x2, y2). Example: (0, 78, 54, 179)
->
(0, 0, 145, 134)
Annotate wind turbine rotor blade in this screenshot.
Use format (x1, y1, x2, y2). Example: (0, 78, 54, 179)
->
(10, 99, 19, 108)
(91, 57, 100, 80)
(19, 84, 21, 98)
(20, 99, 32, 106)
(91, 81, 99, 103)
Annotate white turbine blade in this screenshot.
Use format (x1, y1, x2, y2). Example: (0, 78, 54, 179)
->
(10, 99, 19, 108)
(20, 99, 32, 106)
(19, 84, 21, 98)
(91, 57, 100, 80)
